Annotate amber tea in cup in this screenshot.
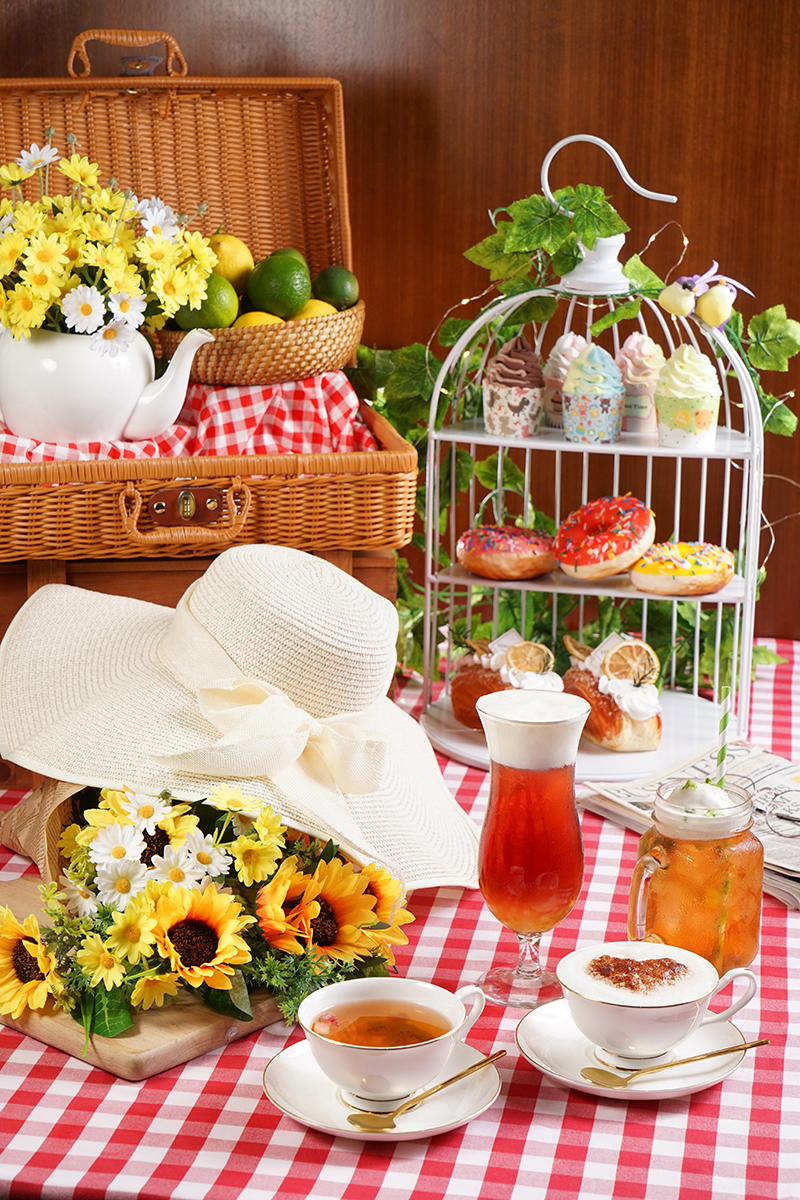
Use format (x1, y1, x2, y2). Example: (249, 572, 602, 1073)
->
(311, 999, 452, 1046)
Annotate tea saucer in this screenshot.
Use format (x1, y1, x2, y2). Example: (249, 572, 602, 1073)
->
(262, 1040, 502, 1141)
(515, 1000, 747, 1100)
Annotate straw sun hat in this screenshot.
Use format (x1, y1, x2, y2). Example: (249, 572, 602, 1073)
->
(0, 545, 479, 891)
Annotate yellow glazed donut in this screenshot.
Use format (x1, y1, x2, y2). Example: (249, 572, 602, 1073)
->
(629, 541, 735, 596)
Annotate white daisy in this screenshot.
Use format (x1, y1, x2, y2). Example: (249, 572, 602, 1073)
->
(232, 811, 259, 837)
(88, 822, 146, 869)
(149, 845, 204, 889)
(95, 859, 149, 907)
(182, 830, 232, 878)
(91, 319, 135, 357)
(62, 284, 106, 333)
(118, 790, 171, 835)
(59, 872, 98, 918)
(0, 211, 13, 235)
(16, 142, 60, 172)
(139, 199, 179, 242)
(108, 291, 146, 327)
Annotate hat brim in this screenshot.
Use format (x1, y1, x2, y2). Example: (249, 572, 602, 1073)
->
(0, 585, 479, 890)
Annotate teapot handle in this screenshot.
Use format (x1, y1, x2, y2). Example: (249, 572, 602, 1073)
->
(67, 29, 188, 78)
(540, 134, 677, 217)
(120, 478, 251, 545)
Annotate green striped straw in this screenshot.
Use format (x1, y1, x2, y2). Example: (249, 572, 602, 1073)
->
(715, 685, 731, 788)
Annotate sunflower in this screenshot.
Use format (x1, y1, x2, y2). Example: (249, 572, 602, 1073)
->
(255, 857, 307, 954)
(358, 863, 415, 966)
(154, 883, 254, 990)
(300, 858, 377, 965)
(0, 907, 56, 1018)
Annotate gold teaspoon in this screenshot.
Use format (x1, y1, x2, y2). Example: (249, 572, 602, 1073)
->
(580, 1038, 770, 1090)
(346, 1049, 507, 1132)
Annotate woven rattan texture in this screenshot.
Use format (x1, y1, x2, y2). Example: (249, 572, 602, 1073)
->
(156, 301, 365, 386)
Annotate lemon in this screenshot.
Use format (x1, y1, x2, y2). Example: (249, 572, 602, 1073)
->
(174, 272, 238, 330)
(233, 311, 284, 328)
(602, 639, 661, 686)
(246, 255, 311, 319)
(312, 264, 359, 310)
(271, 247, 308, 268)
(208, 233, 255, 295)
(293, 298, 337, 320)
(505, 641, 555, 674)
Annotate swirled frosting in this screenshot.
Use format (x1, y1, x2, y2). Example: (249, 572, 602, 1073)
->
(542, 332, 587, 385)
(563, 343, 623, 398)
(484, 335, 544, 388)
(656, 344, 722, 401)
(615, 332, 666, 388)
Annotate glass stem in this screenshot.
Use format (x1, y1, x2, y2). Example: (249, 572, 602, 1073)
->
(515, 932, 543, 979)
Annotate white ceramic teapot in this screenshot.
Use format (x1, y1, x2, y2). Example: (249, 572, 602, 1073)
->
(0, 326, 213, 443)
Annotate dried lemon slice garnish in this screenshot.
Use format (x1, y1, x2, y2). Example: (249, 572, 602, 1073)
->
(466, 638, 492, 656)
(505, 641, 555, 674)
(563, 633, 591, 661)
(602, 640, 660, 686)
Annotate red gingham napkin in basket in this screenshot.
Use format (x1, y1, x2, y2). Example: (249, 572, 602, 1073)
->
(0, 371, 377, 462)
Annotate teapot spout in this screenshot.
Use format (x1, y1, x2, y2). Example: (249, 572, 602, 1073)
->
(122, 327, 214, 441)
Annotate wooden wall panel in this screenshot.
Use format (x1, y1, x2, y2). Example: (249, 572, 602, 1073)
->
(1, 0, 798, 636)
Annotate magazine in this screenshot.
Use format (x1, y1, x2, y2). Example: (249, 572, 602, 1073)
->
(580, 739, 800, 909)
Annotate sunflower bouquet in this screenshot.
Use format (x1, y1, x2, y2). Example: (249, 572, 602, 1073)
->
(0, 131, 216, 350)
(0, 782, 412, 1044)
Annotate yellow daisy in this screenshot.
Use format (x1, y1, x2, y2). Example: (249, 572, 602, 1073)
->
(135, 234, 179, 272)
(5, 284, 49, 336)
(81, 240, 127, 275)
(11, 202, 46, 237)
(154, 883, 254, 991)
(206, 783, 263, 815)
(58, 823, 83, 859)
(254, 805, 287, 848)
(179, 229, 217, 274)
(0, 162, 34, 190)
(0, 907, 56, 1018)
(229, 835, 282, 887)
(105, 897, 158, 965)
(76, 934, 126, 991)
(0, 230, 27, 273)
(130, 972, 181, 1011)
(58, 154, 100, 189)
(22, 230, 70, 278)
(19, 265, 64, 301)
(300, 858, 377, 965)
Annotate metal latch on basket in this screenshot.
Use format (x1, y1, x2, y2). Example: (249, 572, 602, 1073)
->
(148, 486, 224, 526)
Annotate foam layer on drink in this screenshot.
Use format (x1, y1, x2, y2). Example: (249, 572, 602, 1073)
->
(655, 778, 752, 838)
(557, 941, 717, 1005)
(475, 690, 590, 769)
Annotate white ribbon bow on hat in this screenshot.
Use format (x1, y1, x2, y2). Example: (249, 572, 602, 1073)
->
(157, 674, 386, 794)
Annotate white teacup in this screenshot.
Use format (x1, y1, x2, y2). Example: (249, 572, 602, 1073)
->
(297, 977, 485, 1111)
(556, 940, 758, 1068)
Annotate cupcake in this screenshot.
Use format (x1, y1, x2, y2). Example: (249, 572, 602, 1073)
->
(542, 332, 586, 428)
(654, 344, 722, 450)
(482, 335, 545, 437)
(562, 344, 624, 443)
(615, 332, 666, 436)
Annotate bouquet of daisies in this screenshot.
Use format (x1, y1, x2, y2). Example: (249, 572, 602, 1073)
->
(0, 782, 412, 1041)
(0, 131, 216, 353)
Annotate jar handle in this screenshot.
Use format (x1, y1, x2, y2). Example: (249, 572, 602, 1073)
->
(627, 853, 662, 941)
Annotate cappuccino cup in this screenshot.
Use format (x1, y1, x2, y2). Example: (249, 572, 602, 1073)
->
(556, 940, 757, 1068)
(297, 977, 485, 1111)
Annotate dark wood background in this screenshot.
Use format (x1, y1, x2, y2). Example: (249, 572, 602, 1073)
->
(1, 0, 798, 637)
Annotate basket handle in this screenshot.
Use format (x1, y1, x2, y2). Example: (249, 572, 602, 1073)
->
(119, 478, 251, 545)
(67, 29, 188, 78)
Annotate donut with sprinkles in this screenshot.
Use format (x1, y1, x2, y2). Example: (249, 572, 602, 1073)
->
(456, 525, 557, 580)
(554, 496, 655, 580)
(630, 541, 735, 596)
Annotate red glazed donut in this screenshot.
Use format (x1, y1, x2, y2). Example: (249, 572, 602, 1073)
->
(456, 525, 557, 580)
(555, 496, 655, 581)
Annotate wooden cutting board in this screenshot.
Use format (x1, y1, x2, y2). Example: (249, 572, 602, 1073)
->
(0, 877, 282, 1080)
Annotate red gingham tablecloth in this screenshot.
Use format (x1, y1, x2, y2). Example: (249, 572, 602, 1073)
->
(0, 639, 798, 1200)
(0, 372, 378, 462)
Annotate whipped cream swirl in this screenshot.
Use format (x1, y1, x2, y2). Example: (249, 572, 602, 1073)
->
(615, 332, 666, 388)
(656, 344, 722, 402)
(563, 343, 624, 398)
(543, 332, 587, 386)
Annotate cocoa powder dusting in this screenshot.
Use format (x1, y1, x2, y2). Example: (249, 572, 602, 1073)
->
(588, 954, 688, 993)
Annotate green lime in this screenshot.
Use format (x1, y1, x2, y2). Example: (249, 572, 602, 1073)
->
(312, 265, 359, 310)
(271, 247, 308, 268)
(246, 255, 311, 319)
(174, 272, 238, 330)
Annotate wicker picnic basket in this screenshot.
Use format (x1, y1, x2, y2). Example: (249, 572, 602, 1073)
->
(0, 30, 417, 561)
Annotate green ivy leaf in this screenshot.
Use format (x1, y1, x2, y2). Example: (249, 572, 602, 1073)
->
(746, 305, 800, 372)
(463, 223, 532, 281)
(590, 296, 642, 335)
(504, 194, 571, 256)
(753, 646, 787, 667)
(511, 294, 559, 324)
(344, 346, 396, 403)
(439, 317, 472, 347)
(557, 184, 629, 250)
(761, 393, 798, 436)
(91, 985, 134, 1038)
(200, 971, 253, 1022)
(382, 343, 441, 402)
(551, 233, 583, 278)
(622, 254, 664, 293)
(474, 452, 526, 499)
(440, 448, 474, 498)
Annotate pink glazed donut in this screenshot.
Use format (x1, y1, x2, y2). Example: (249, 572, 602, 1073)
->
(456, 525, 557, 580)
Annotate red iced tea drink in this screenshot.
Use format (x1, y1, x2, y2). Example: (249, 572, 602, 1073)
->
(479, 761, 584, 933)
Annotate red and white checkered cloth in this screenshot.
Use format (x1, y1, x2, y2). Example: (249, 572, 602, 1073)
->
(0, 641, 797, 1199)
(0, 372, 377, 462)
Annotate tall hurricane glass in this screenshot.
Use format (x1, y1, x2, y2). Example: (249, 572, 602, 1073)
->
(475, 689, 591, 1009)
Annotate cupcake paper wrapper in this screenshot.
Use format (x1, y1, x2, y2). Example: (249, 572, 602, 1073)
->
(562, 390, 624, 444)
(482, 382, 544, 437)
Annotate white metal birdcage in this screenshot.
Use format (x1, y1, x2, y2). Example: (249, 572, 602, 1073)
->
(420, 137, 763, 781)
